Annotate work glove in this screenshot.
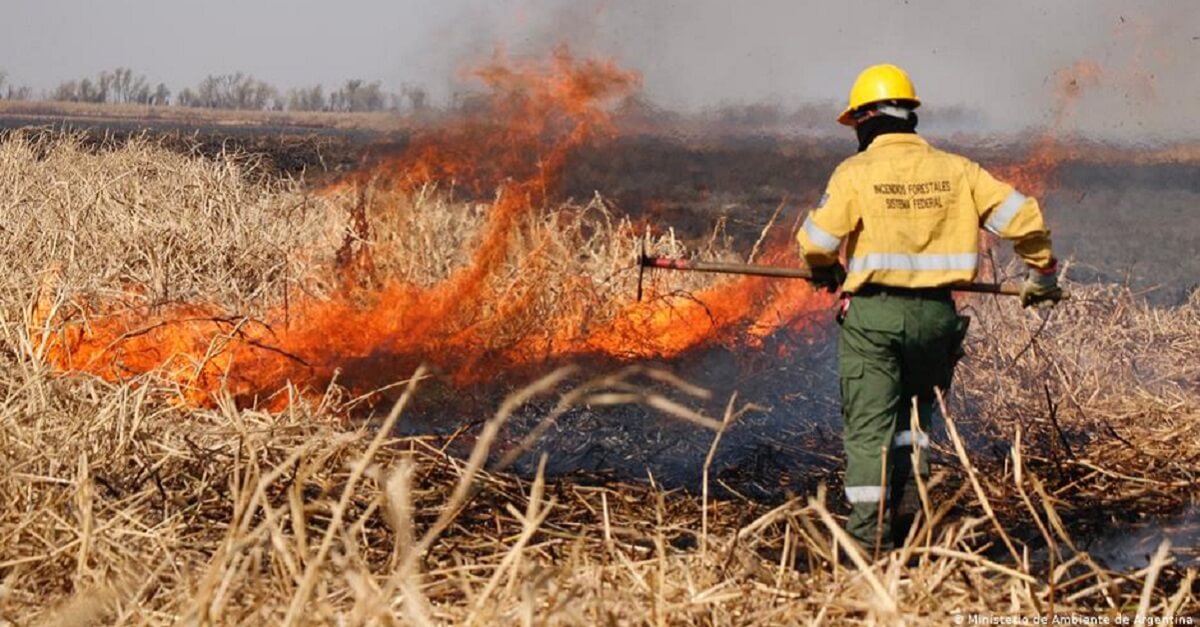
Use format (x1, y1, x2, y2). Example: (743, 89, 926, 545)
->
(1020, 261, 1064, 308)
(810, 262, 846, 294)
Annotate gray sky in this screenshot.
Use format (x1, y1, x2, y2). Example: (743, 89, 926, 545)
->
(2, 0, 1197, 138)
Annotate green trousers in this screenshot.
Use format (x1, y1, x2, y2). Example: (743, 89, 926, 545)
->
(838, 290, 967, 551)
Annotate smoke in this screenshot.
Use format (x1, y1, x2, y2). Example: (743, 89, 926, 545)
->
(1090, 507, 1200, 571)
(3, 0, 1196, 140)
(435, 0, 1200, 140)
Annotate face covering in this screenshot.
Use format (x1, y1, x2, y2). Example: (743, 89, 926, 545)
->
(855, 111, 919, 152)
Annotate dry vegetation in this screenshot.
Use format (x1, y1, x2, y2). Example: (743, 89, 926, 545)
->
(0, 100, 411, 133)
(0, 132, 1196, 625)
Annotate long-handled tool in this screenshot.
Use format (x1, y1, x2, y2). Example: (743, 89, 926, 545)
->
(636, 244, 1066, 301)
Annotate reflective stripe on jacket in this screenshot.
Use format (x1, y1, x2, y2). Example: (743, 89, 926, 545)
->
(795, 134, 1053, 293)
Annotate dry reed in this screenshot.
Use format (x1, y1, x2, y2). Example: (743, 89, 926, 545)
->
(0, 132, 1195, 625)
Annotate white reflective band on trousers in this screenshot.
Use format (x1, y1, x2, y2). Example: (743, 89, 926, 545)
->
(893, 430, 930, 448)
(847, 252, 978, 273)
(984, 190, 1026, 235)
(845, 485, 885, 504)
(802, 216, 843, 252)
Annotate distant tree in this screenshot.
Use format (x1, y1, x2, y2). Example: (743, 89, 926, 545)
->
(287, 85, 326, 111)
(88, 74, 109, 103)
(79, 78, 102, 103)
(401, 84, 428, 112)
(176, 88, 197, 107)
(109, 67, 153, 104)
(329, 79, 385, 112)
(113, 68, 131, 102)
(150, 83, 171, 106)
(184, 73, 278, 110)
(0, 72, 24, 100)
(51, 80, 79, 102)
(47, 67, 157, 104)
(194, 75, 222, 108)
(5, 84, 32, 101)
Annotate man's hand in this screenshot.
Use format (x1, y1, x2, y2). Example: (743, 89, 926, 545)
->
(1020, 262, 1064, 308)
(811, 262, 846, 293)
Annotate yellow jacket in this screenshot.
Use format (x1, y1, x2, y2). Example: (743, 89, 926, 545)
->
(796, 134, 1054, 293)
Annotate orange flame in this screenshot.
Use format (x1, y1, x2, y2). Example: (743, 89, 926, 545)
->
(39, 52, 830, 410)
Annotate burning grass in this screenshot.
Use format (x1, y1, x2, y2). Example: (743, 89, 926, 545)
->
(26, 52, 832, 411)
(2, 54, 1198, 622)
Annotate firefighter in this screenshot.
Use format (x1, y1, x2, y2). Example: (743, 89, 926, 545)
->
(796, 63, 1064, 553)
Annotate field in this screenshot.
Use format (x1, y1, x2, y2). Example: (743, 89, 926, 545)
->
(1, 58, 1198, 625)
(0, 99, 409, 133)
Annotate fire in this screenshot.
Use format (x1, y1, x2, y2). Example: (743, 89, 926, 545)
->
(995, 30, 1178, 198)
(38, 51, 830, 409)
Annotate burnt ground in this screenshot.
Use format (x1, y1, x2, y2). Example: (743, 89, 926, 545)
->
(563, 135, 1200, 306)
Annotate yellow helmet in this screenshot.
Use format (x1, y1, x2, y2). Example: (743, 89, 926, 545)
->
(837, 64, 920, 126)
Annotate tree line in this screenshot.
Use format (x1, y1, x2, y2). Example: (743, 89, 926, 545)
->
(0, 67, 429, 113)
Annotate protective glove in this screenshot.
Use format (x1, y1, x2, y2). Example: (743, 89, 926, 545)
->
(1020, 261, 1064, 308)
(810, 262, 846, 294)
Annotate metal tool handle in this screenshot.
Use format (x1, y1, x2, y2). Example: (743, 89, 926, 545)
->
(638, 252, 1069, 300)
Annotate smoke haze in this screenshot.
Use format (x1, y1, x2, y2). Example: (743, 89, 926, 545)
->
(2, 0, 1197, 139)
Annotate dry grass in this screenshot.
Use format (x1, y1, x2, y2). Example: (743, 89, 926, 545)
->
(0, 131, 346, 314)
(0, 100, 412, 132)
(0, 133, 1196, 624)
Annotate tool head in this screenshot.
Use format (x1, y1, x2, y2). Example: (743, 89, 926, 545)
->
(636, 239, 648, 302)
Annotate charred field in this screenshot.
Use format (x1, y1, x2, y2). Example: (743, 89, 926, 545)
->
(1, 59, 1198, 624)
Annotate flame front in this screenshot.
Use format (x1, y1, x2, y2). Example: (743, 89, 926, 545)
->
(39, 52, 830, 409)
